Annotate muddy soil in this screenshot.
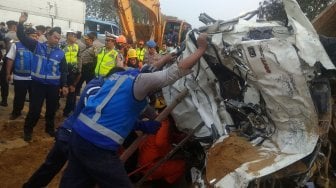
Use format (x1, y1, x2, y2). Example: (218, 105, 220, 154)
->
(0, 84, 66, 188)
(0, 85, 188, 188)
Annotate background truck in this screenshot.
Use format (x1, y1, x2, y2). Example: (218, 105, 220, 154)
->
(0, 0, 86, 32)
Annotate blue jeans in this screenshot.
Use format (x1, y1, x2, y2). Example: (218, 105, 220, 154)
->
(60, 132, 132, 188)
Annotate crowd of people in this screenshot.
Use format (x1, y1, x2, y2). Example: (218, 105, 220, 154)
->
(0, 12, 208, 187)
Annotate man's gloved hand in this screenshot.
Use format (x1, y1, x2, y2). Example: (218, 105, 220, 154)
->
(136, 120, 161, 135)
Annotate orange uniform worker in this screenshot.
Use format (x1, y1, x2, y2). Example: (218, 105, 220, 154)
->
(138, 117, 186, 184)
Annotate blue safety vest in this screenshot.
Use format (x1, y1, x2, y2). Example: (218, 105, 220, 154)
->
(58, 77, 106, 142)
(73, 69, 147, 151)
(31, 43, 65, 85)
(13, 42, 33, 77)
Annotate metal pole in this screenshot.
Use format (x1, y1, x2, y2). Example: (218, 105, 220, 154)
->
(136, 122, 205, 187)
(120, 88, 189, 162)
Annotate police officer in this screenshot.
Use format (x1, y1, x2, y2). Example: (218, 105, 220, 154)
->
(6, 27, 38, 120)
(75, 32, 103, 95)
(63, 30, 80, 117)
(94, 32, 122, 77)
(18, 13, 68, 141)
(143, 40, 160, 66)
(136, 40, 146, 66)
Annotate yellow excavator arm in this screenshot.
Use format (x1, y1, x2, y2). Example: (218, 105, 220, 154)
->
(115, 0, 162, 43)
(115, 0, 137, 42)
(135, 0, 162, 43)
(115, 0, 190, 46)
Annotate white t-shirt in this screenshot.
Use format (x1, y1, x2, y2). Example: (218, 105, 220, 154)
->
(6, 42, 16, 60)
(6, 43, 32, 81)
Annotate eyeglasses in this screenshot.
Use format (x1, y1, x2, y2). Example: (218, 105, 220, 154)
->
(105, 39, 114, 42)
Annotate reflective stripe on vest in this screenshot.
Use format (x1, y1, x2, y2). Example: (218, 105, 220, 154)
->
(78, 113, 124, 144)
(78, 74, 129, 144)
(31, 54, 61, 80)
(16, 50, 30, 74)
(14, 42, 32, 76)
(95, 48, 118, 77)
(136, 48, 146, 61)
(64, 44, 79, 64)
(31, 43, 64, 85)
(92, 75, 128, 121)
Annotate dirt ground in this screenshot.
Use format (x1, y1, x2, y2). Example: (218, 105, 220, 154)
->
(0, 85, 188, 188)
(1, 84, 336, 188)
(0, 84, 66, 188)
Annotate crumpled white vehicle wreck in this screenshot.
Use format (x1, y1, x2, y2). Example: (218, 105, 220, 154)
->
(162, 0, 336, 187)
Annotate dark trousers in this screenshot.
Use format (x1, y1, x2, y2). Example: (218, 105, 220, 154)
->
(12, 80, 31, 115)
(63, 91, 76, 116)
(23, 131, 69, 188)
(0, 61, 8, 102)
(63, 71, 78, 116)
(60, 132, 132, 188)
(75, 64, 95, 96)
(24, 81, 60, 134)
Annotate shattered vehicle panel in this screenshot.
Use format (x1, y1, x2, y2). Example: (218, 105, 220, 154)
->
(162, 0, 335, 187)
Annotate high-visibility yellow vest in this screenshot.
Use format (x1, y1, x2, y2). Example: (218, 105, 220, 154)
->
(95, 47, 118, 77)
(64, 43, 79, 64)
(136, 48, 146, 62)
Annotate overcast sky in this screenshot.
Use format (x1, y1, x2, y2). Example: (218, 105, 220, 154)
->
(160, 0, 261, 28)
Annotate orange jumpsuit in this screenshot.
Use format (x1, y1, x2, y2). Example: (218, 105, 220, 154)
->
(138, 119, 185, 184)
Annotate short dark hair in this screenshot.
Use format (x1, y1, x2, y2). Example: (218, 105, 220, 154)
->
(6, 20, 17, 27)
(25, 27, 37, 35)
(89, 31, 97, 38)
(76, 31, 82, 39)
(35, 25, 46, 32)
(84, 31, 97, 40)
(47, 27, 61, 36)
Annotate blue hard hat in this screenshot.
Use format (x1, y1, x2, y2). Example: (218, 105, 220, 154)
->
(146, 40, 156, 48)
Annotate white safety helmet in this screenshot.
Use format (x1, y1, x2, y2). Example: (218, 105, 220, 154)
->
(66, 29, 76, 34)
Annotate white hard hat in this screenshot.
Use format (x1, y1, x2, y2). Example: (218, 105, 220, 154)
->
(105, 31, 118, 39)
(66, 29, 76, 33)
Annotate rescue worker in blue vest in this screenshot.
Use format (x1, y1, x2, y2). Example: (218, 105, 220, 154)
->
(63, 30, 81, 117)
(22, 67, 160, 188)
(5, 27, 38, 120)
(59, 32, 209, 187)
(18, 13, 68, 141)
(94, 32, 123, 77)
(22, 74, 104, 188)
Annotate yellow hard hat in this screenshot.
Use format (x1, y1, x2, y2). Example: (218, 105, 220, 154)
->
(127, 48, 137, 58)
(154, 96, 166, 109)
